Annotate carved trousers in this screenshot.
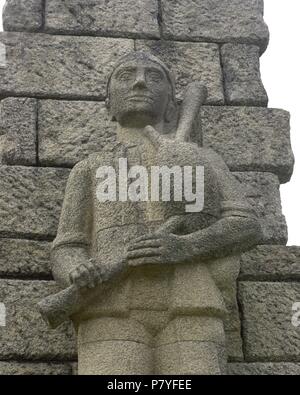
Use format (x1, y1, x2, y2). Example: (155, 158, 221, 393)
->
(77, 313, 227, 375)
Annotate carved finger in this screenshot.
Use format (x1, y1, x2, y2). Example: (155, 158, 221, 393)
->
(127, 256, 163, 267)
(69, 269, 79, 285)
(132, 234, 160, 243)
(70, 270, 83, 287)
(127, 248, 162, 260)
(83, 261, 98, 288)
(127, 239, 162, 251)
(142, 125, 161, 149)
(77, 266, 94, 288)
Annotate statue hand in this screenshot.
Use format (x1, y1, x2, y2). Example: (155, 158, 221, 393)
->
(126, 233, 195, 267)
(69, 259, 102, 289)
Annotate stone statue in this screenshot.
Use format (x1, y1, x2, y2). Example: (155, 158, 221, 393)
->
(39, 52, 262, 375)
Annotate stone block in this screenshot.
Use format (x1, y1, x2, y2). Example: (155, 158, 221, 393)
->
(0, 32, 134, 100)
(38, 101, 293, 183)
(239, 282, 300, 361)
(0, 279, 76, 360)
(240, 245, 300, 281)
(0, 361, 72, 375)
(201, 107, 293, 184)
(136, 40, 224, 104)
(0, 97, 37, 166)
(39, 100, 117, 167)
(221, 44, 268, 106)
(234, 172, 287, 244)
(0, 165, 285, 244)
(0, 166, 70, 238)
(3, 0, 43, 32)
(229, 362, 300, 375)
(0, 239, 51, 278)
(45, 0, 160, 39)
(161, 0, 269, 53)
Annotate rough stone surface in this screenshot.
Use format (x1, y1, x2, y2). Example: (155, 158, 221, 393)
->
(239, 282, 300, 362)
(0, 280, 76, 360)
(0, 166, 70, 238)
(0, 361, 72, 375)
(0, 33, 134, 100)
(221, 44, 268, 106)
(0, 165, 284, 244)
(240, 246, 300, 281)
(38, 101, 293, 183)
(0, 239, 51, 278)
(234, 172, 287, 245)
(201, 107, 293, 184)
(39, 100, 117, 167)
(229, 363, 300, 375)
(45, 0, 160, 39)
(136, 40, 224, 104)
(226, 331, 243, 362)
(2, 0, 43, 32)
(161, 0, 269, 53)
(0, 97, 37, 166)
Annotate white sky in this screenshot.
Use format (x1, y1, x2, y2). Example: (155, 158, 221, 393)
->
(0, 0, 299, 245)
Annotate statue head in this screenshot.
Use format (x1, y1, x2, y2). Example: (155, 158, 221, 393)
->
(106, 52, 177, 128)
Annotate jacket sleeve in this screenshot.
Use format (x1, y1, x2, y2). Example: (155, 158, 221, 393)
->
(207, 149, 257, 220)
(182, 149, 263, 260)
(51, 159, 93, 287)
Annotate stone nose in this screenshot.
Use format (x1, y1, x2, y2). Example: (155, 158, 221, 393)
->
(132, 70, 147, 89)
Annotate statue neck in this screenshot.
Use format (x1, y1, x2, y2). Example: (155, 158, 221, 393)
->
(116, 122, 164, 147)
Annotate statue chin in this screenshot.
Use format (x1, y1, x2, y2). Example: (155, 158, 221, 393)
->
(117, 110, 161, 128)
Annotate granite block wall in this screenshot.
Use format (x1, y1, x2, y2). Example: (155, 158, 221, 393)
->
(0, 0, 299, 375)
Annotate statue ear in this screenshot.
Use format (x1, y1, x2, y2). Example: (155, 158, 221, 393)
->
(105, 98, 117, 122)
(164, 99, 177, 123)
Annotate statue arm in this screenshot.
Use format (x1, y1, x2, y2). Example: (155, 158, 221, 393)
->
(181, 211, 262, 261)
(182, 150, 263, 260)
(127, 150, 263, 266)
(51, 160, 93, 288)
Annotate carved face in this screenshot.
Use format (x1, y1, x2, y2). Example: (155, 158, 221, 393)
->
(108, 59, 174, 127)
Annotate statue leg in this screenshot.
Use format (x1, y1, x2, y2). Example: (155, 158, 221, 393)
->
(155, 316, 227, 375)
(77, 316, 154, 375)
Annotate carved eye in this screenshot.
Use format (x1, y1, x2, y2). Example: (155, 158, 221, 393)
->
(147, 70, 163, 83)
(116, 70, 134, 81)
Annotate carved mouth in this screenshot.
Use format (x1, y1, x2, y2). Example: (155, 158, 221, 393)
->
(127, 95, 154, 103)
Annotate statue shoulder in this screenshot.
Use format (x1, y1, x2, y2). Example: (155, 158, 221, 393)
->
(86, 145, 125, 169)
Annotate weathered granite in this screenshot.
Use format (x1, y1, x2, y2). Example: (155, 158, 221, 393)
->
(0, 33, 134, 100)
(45, 0, 160, 39)
(201, 107, 293, 184)
(2, 0, 43, 32)
(0, 239, 51, 278)
(229, 363, 300, 376)
(226, 331, 243, 362)
(234, 172, 287, 245)
(0, 361, 72, 375)
(0, 280, 76, 360)
(239, 282, 300, 361)
(221, 44, 268, 106)
(44, 52, 263, 375)
(38, 101, 293, 183)
(161, 0, 269, 53)
(0, 165, 284, 244)
(136, 40, 224, 104)
(0, 166, 70, 239)
(0, 98, 37, 166)
(39, 100, 117, 167)
(240, 246, 300, 281)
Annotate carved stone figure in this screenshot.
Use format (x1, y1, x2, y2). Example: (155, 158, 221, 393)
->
(39, 52, 262, 375)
